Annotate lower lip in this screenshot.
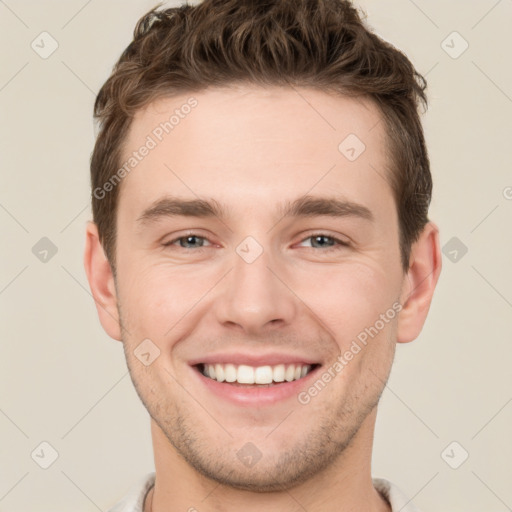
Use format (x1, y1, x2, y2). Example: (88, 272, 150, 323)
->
(191, 365, 321, 406)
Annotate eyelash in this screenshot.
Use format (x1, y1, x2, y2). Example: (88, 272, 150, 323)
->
(162, 232, 349, 252)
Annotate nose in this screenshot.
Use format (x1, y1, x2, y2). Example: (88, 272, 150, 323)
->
(213, 244, 298, 335)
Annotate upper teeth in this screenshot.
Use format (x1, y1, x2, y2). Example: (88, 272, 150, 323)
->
(202, 363, 313, 384)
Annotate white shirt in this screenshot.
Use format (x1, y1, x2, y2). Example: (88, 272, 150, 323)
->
(107, 472, 422, 512)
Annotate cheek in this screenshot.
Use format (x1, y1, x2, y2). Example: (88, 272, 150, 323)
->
(295, 262, 397, 344)
(117, 263, 214, 338)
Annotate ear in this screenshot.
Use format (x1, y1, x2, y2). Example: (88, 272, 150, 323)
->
(397, 221, 442, 344)
(83, 221, 122, 341)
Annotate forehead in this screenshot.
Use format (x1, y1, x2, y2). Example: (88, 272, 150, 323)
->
(118, 85, 393, 223)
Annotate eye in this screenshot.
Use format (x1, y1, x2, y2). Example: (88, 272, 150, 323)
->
(163, 233, 212, 250)
(161, 232, 348, 252)
(297, 233, 349, 251)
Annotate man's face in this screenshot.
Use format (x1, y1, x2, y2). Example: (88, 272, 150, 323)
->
(113, 86, 406, 490)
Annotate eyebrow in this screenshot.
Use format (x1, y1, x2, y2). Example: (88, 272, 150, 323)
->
(136, 194, 374, 226)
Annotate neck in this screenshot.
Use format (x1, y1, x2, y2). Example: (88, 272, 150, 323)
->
(146, 409, 391, 512)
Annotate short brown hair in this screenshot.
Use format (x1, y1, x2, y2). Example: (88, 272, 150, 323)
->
(91, 0, 432, 273)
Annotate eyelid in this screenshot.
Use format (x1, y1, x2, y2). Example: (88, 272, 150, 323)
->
(162, 230, 214, 247)
(162, 231, 350, 251)
(295, 232, 350, 248)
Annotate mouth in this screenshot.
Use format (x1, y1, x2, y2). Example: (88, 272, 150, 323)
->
(195, 362, 320, 387)
(190, 360, 322, 406)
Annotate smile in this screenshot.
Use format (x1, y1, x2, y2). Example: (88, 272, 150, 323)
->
(198, 362, 317, 386)
(191, 360, 322, 406)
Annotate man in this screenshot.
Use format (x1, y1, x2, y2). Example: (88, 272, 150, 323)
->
(84, 0, 442, 510)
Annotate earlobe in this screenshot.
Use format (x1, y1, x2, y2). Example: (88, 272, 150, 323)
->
(396, 221, 442, 344)
(83, 221, 122, 341)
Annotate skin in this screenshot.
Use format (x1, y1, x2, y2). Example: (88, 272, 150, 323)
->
(84, 85, 442, 512)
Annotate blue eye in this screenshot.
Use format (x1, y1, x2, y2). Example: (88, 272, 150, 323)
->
(162, 233, 349, 252)
(298, 234, 349, 251)
(164, 234, 211, 249)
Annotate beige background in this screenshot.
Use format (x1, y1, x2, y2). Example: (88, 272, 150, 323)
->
(1, 1, 511, 510)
